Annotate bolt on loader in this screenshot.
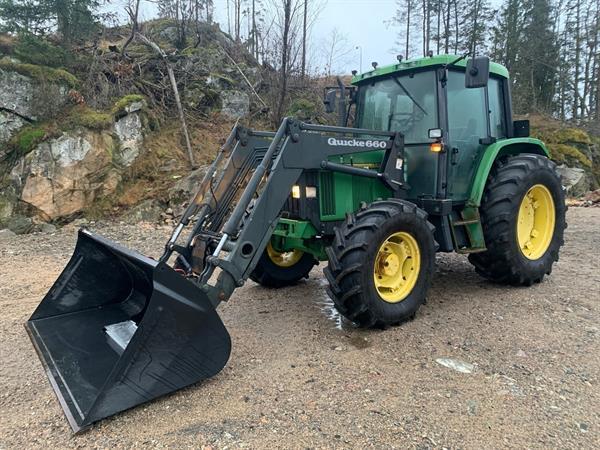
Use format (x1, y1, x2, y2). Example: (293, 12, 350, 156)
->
(26, 55, 566, 432)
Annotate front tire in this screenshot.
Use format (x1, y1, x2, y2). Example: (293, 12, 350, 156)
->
(324, 199, 436, 328)
(469, 154, 566, 285)
(250, 243, 317, 288)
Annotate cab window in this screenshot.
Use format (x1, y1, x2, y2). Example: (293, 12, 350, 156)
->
(447, 70, 487, 143)
(356, 71, 438, 143)
(488, 77, 507, 138)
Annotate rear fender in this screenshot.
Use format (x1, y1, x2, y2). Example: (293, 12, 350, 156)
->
(467, 138, 549, 207)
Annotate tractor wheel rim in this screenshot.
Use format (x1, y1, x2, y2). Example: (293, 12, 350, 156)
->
(373, 231, 421, 303)
(267, 242, 304, 267)
(517, 184, 555, 260)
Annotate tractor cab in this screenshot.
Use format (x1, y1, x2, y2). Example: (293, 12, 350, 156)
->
(326, 55, 519, 204)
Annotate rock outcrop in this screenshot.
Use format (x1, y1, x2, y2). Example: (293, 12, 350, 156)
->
(220, 90, 250, 119)
(531, 119, 600, 194)
(10, 131, 114, 219)
(1, 92, 149, 226)
(113, 101, 145, 167)
(0, 110, 26, 151)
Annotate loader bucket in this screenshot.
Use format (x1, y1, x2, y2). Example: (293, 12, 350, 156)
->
(25, 229, 231, 433)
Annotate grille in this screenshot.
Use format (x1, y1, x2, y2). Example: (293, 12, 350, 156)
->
(319, 171, 336, 216)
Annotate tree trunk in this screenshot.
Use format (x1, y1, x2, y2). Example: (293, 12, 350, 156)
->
(436, 0, 441, 54)
(252, 0, 257, 58)
(406, 0, 412, 58)
(136, 33, 196, 169)
(422, 0, 427, 55)
(573, 0, 581, 120)
(227, 0, 231, 35)
(276, 0, 292, 124)
(302, 0, 308, 78)
(454, 0, 459, 54)
(445, 0, 450, 53)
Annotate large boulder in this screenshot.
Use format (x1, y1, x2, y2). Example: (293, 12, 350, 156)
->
(113, 110, 144, 167)
(120, 199, 163, 223)
(0, 64, 70, 121)
(556, 165, 590, 198)
(10, 131, 116, 220)
(532, 122, 599, 193)
(0, 110, 26, 151)
(168, 165, 209, 203)
(220, 90, 250, 119)
(0, 67, 35, 119)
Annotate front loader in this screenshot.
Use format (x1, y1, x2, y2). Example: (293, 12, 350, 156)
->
(27, 54, 566, 432)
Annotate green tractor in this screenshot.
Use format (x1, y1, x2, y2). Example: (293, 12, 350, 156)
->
(26, 55, 566, 431)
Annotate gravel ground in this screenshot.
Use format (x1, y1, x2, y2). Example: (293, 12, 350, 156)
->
(0, 208, 599, 449)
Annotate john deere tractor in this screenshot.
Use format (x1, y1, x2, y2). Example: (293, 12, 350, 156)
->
(26, 55, 565, 432)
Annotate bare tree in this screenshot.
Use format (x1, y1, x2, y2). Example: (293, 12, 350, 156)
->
(122, 0, 141, 55)
(135, 32, 197, 168)
(322, 28, 354, 77)
(275, 0, 292, 123)
(301, 0, 307, 78)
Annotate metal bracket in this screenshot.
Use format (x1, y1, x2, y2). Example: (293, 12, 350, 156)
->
(206, 256, 245, 287)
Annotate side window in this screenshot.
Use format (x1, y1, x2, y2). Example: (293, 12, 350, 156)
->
(447, 71, 487, 143)
(488, 78, 506, 138)
(446, 70, 487, 200)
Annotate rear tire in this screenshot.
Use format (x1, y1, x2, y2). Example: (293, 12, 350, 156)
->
(324, 199, 436, 328)
(250, 244, 317, 288)
(469, 154, 566, 285)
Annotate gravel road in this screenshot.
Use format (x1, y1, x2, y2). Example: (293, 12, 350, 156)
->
(1, 208, 598, 449)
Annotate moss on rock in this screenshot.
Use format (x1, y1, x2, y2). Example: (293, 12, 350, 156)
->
(8, 126, 47, 156)
(112, 94, 146, 116)
(547, 143, 592, 168)
(67, 107, 113, 130)
(0, 58, 78, 88)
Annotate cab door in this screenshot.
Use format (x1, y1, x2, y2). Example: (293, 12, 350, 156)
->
(445, 70, 489, 201)
(445, 71, 508, 201)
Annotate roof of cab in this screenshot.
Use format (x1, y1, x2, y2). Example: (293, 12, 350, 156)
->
(351, 54, 509, 85)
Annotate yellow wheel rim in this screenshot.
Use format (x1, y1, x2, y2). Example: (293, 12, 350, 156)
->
(373, 231, 421, 303)
(267, 242, 304, 268)
(517, 184, 555, 260)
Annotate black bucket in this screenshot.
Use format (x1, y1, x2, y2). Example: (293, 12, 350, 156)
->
(25, 229, 231, 433)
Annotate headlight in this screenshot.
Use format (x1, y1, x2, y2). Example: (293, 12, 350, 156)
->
(291, 185, 301, 199)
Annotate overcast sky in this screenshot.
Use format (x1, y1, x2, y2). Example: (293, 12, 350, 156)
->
(126, 0, 405, 74)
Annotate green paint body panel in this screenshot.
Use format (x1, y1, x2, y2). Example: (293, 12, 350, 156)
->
(271, 218, 328, 260)
(318, 170, 391, 221)
(273, 57, 549, 256)
(351, 54, 509, 85)
(466, 137, 549, 208)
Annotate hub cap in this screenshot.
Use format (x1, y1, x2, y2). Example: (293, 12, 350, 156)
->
(373, 231, 421, 303)
(267, 242, 304, 267)
(517, 184, 555, 260)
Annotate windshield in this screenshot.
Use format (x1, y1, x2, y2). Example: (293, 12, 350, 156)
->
(355, 71, 438, 143)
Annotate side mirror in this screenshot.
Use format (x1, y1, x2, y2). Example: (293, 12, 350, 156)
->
(513, 120, 530, 138)
(324, 89, 337, 113)
(465, 56, 490, 88)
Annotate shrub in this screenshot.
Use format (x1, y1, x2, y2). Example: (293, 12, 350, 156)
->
(13, 33, 71, 68)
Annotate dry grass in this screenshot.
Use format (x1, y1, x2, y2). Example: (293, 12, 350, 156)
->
(113, 114, 236, 209)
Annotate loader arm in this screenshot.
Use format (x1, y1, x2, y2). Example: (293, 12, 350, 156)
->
(26, 118, 404, 433)
(165, 119, 405, 305)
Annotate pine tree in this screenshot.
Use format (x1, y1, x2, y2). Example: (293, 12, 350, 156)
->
(0, 0, 102, 42)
